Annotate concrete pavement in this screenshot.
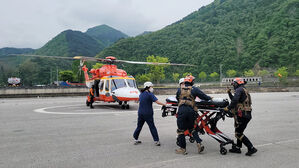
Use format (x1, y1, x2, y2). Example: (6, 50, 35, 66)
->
(0, 92, 298, 168)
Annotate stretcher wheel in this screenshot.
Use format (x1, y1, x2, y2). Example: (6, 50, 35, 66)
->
(189, 137, 195, 143)
(220, 147, 227, 155)
(125, 104, 130, 109)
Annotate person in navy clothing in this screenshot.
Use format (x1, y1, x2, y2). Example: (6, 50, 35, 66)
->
(133, 81, 167, 146)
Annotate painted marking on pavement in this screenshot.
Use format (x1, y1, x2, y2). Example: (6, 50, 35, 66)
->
(128, 138, 299, 168)
(34, 105, 160, 115)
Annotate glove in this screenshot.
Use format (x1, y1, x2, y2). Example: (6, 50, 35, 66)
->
(223, 107, 234, 118)
(223, 107, 229, 112)
(226, 87, 231, 93)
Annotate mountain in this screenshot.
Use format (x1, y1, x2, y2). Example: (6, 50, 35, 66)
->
(0, 47, 35, 56)
(98, 0, 299, 76)
(85, 24, 129, 47)
(0, 47, 35, 71)
(35, 30, 105, 57)
(137, 31, 153, 36)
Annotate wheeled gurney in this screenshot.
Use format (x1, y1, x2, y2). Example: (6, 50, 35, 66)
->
(162, 97, 235, 155)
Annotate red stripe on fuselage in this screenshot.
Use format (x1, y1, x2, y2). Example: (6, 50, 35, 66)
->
(92, 94, 139, 102)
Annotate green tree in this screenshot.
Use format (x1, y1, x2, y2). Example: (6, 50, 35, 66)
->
(209, 72, 219, 81)
(274, 67, 288, 82)
(18, 60, 39, 86)
(198, 71, 207, 82)
(146, 55, 169, 84)
(182, 72, 192, 78)
(226, 69, 237, 77)
(294, 70, 299, 77)
(59, 70, 74, 82)
(257, 70, 269, 77)
(0, 65, 5, 85)
(172, 73, 180, 82)
(92, 63, 104, 69)
(244, 70, 255, 77)
(135, 74, 151, 84)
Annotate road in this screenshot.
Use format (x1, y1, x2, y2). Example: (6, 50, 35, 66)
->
(0, 92, 299, 168)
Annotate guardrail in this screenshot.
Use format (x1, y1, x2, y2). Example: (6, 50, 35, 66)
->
(0, 86, 297, 98)
(0, 87, 88, 98)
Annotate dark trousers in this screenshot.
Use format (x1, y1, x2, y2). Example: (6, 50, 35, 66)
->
(235, 113, 253, 149)
(177, 105, 202, 149)
(133, 114, 159, 141)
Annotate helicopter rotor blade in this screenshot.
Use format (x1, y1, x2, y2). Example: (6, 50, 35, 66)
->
(9, 54, 195, 66)
(9, 54, 77, 60)
(73, 56, 107, 62)
(115, 60, 195, 67)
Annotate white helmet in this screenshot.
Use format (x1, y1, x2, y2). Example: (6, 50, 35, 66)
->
(179, 78, 185, 84)
(144, 81, 153, 88)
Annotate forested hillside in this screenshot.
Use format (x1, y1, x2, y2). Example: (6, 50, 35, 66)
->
(0, 25, 130, 86)
(85, 24, 129, 47)
(98, 0, 299, 77)
(34, 30, 105, 57)
(0, 47, 34, 56)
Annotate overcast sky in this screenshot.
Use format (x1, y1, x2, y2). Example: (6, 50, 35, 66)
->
(0, 0, 213, 49)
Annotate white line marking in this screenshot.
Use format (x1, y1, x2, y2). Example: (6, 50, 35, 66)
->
(129, 138, 299, 168)
(256, 138, 299, 147)
(33, 105, 160, 115)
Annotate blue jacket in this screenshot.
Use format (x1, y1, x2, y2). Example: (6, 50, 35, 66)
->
(138, 91, 158, 116)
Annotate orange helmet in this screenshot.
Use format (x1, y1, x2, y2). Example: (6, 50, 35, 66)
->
(184, 75, 195, 83)
(233, 78, 244, 85)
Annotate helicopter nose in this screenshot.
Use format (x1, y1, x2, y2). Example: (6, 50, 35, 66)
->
(112, 87, 140, 100)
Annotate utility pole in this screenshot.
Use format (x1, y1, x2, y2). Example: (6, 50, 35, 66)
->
(50, 69, 52, 85)
(220, 64, 223, 87)
(56, 66, 59, 86)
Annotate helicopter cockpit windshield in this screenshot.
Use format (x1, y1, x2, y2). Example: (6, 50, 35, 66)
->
(110, 78, 137, 91)
(127, 79, 137, 88)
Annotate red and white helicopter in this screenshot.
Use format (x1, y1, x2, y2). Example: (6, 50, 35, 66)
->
(11, 54, 194, 109)
(75, 56, 194, 109)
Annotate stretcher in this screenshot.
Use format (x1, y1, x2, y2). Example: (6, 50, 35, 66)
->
(162, 97, 235, 155)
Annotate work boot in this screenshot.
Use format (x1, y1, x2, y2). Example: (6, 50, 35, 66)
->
(134, 140, 142, 145)
(245, 147, 257, 156)
(90, 104, 94, 109)
(229, 146, 241, 154)
(175, 148, 187, 155)
(197, 143, 204, 153)
(154, 141, 161, 146)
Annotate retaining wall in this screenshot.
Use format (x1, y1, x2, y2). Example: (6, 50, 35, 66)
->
(1, 86, 298, 98)
(0, 87, 88, 98)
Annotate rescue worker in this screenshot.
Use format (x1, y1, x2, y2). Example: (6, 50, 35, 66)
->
(224, 77, 257, 156)
(89, 84, 95, 109)
(133, 82, 167, 146)
(175, 75, 212, 154)
(179, 78, 185, 88)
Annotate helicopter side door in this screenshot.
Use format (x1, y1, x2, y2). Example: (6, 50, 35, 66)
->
(104, 79, 111, 97)
(98, 79, 105, 100)
(99, 79, 114, 102)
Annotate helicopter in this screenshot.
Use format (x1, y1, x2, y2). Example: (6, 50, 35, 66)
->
(10, 54, 194, 109)
(81, 56, 139, 109)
